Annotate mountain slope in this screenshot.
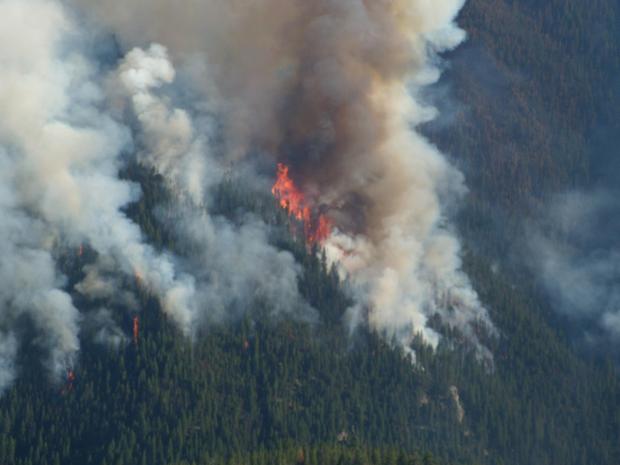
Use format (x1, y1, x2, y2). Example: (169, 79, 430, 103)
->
(2, 1, 620, 465)
(1, 176, 619, 465)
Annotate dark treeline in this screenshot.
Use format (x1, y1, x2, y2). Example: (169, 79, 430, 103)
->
(446, 0, 620, 208)
(424, 0, 620, 260)
(1, 174, 619, 465)
(2, 1, 620, 465)
(425, 0, 620, 349)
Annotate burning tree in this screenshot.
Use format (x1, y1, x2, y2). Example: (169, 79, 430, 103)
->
(272, 163, 332, 245)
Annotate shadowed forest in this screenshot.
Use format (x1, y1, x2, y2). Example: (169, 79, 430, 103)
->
(1, 1, 619, 464)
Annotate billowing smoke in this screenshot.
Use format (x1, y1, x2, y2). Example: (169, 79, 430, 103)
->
(0, 0, 313, 390)
(0, 0, 198, 383)
(77, 0, 494, 358)
(0, 0, 495, 391)
(114, 44, 214, 204)
(0, 0, 94, 382)
(113, 44, 314, 326)
(528, 190, 620, 353)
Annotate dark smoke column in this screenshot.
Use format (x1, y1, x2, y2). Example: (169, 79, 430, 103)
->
(78, 0, 494, 359)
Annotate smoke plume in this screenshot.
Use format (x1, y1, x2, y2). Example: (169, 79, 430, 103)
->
(77, 0, 494, 358)
(114, 43, 215, 204)
(113, 44, 314, 327)
(0, 0, 198, 383)
(0, 0, 495, 392)
(528, 190, 620, 353)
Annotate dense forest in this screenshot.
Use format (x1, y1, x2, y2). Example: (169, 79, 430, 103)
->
(2, 1, 620, 464)
(427, 0, 620, 261)
(2, 179, 619, 465)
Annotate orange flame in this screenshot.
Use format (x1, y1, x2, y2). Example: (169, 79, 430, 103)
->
(133, 316, 139, 345)
(271, 163, 332, 245)
(310, 214, 332, 245)
(272, 164, 307, 220)
(77, 244, 84, 257)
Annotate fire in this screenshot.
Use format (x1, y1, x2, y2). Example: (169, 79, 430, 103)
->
(271, 163, 332, 244)
(61, 369, 76, 395)
(77, 244, 84, 257)
(272, 164, 306, 220)
(310, 214, 332, 245)
(133, 316, 139, 345)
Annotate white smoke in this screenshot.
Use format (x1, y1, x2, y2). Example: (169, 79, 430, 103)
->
(114, 44, 314, 327)
(528, 190, 620, 350)
(0, 0, 85, 383)
(115, 44, 215, 204)
(0, 0, 496, 393)
(0, 0, 196, 386)
(74, 0, 494, 359)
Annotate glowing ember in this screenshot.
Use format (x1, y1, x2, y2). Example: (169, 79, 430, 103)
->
(133, 316, 139, 345)
(271, 163, 332, 245)
(61, 369, 76, 395)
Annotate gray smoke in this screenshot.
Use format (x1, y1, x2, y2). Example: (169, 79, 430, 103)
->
(0, 0, 90, 382)
(0, 0, 197, 384)
(528, 190, 620, 351)
(114, 43, 216, 204)
(0, 0, 496, 392)
(113, 44, 314, 327)
(0, 333, 17, 392)
(174, 212, 315, 325)
(75, 0, 495, 359)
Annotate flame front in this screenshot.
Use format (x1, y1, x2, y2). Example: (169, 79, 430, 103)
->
(272, 163, 332, 245)
(272, 164, 307, 221)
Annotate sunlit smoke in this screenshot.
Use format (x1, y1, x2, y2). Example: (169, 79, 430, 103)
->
(0, 0, 196, 386)
(0, 0, 496, 394)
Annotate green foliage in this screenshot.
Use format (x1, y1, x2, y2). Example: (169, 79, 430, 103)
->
(440, 0, 620, 210)
(2, 218, 619, 465)
(2, 2, 620, 465)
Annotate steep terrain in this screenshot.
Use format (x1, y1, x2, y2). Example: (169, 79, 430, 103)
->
(1, 1, 619, 465)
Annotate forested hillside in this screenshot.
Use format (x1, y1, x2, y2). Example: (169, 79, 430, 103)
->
(1, 1, 619, 465)
(423, 0, 620, 264)
(446, 0, 620, 208)
(1, 172, 619, 465)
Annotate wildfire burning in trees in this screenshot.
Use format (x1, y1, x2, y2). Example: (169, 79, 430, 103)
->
(61, 370, 76, 395)
(0, 0, 497, 393)
(272, 164, 332, 245)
